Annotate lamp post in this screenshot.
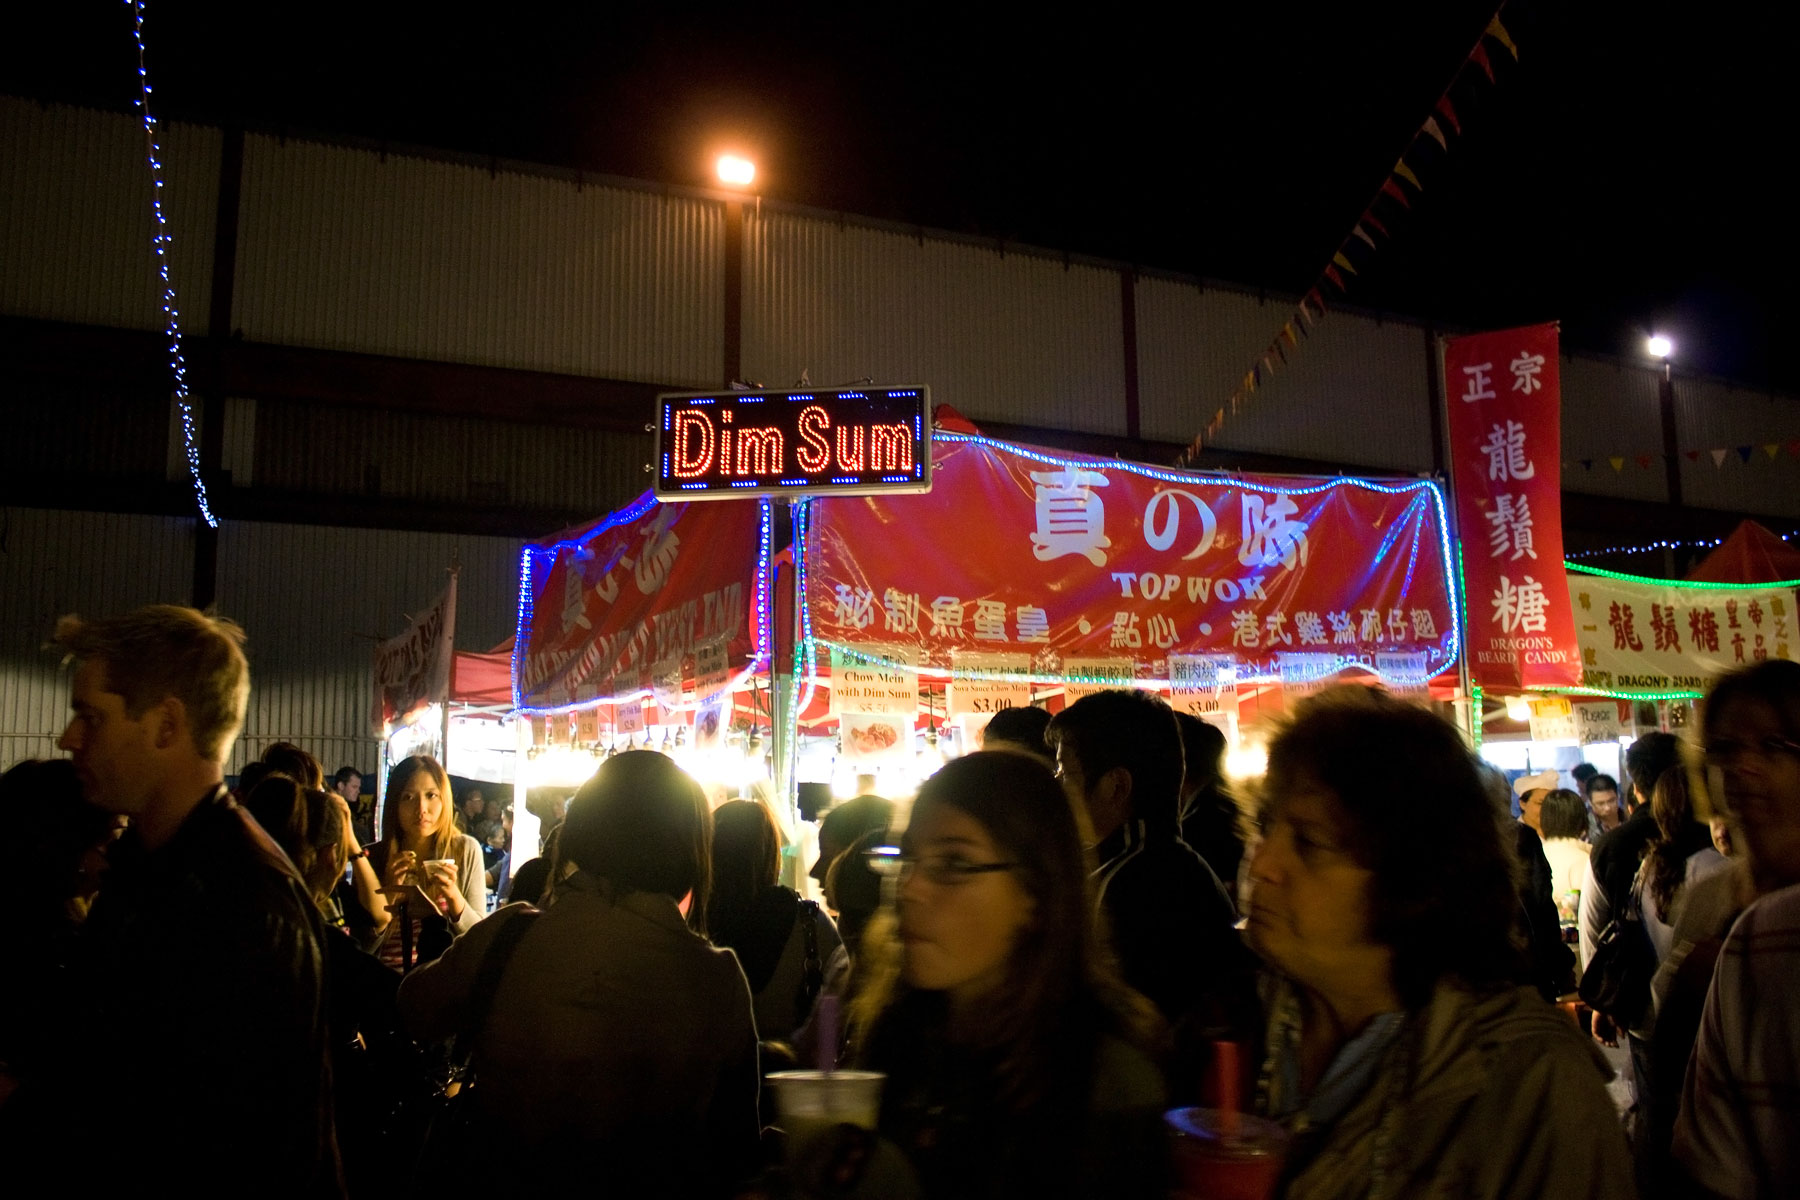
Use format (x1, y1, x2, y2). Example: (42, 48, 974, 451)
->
(715, 154, 755, 389)
(1649, 334, 1682, 574)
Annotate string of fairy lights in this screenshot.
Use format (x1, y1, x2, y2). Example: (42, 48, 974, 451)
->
(1565, 533, 1797, 562)
(127, 0, 216, 528)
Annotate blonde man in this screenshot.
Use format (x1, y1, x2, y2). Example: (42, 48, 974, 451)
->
(5, 606, 342, 1195)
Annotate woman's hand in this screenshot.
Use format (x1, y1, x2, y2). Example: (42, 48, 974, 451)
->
(385, 850, 418, 892)
(330, 793, 362, 861)
(420, 858, 465, 919)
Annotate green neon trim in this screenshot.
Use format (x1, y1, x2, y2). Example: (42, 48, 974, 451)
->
(1470, 680, 1483, 751)
(1525, 684, 1704, 701)
(1565, 563, 1800, 590)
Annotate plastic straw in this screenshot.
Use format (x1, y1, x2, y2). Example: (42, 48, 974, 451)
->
(818, 993, 840, 1073)
(1215, 1039, 1240, 1140)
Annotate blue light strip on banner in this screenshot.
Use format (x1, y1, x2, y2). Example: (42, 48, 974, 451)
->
(792, 435, 1464, 692)
(510, 493, 772, 717)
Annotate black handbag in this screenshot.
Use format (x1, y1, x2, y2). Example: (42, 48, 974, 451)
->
(405, 906, 538, 1197)
(1578, 874, 1655, 1029)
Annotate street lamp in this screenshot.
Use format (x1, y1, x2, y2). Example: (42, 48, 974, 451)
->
(1647, 331, 1682, 514)
(1646, 333, 1673, 361)
(716, 154, 756, 187)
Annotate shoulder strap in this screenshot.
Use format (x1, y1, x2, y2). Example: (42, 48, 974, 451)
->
(452, 907, 538, 1060)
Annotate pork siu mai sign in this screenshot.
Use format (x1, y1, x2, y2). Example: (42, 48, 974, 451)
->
(654, 386, 932, 501)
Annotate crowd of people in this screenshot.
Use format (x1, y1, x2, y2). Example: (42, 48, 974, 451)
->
(0, 602, 1797, 1198)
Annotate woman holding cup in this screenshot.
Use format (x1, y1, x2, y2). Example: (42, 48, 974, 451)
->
(837, 750, 1168, 1197)
(367, 755, 486, 968)
(1242, 687, 1632, 1199)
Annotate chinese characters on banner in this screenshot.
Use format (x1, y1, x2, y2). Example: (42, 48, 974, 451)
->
(805, 438, 1458, 684)
(514, 495, 765, 711)
(1569, 574, 1799, 692)
(1444, 323, 1583, 689)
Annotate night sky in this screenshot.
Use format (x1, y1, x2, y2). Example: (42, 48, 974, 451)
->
(6, 1, 1796, 394)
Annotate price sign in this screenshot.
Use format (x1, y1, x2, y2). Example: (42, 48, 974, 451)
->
(1528, 697, 1578, 744)
(1063, 658, 1137, 702)
(947, 653, 1031, 716)
(1575, 701, 1625, 744)
(830, 650, 918, 715)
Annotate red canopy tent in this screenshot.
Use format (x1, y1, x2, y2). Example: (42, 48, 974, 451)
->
(1686, 520, 1800, 585)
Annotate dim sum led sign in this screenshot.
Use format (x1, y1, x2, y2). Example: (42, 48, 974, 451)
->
(654, 386, 932, 501)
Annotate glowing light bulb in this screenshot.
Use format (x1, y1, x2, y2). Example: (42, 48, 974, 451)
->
(716, 154, 756, 187)
(1646, 334, 1673, 359)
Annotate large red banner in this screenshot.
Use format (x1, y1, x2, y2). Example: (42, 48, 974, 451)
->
(1444, 323, 1582, 689)
(805, 437, 1459, 685)
(513, 494, 769, 712)
(1440, 323, 1584, 690)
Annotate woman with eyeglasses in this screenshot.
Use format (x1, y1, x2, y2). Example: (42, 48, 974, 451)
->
(839, 750, 1168, 1198)
(1663, 660, 1800, 1199)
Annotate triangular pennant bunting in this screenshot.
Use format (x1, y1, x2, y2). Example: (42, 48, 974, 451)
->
(1393, 160, 1422, 190)
(1324, 264, 1346, 290)
(1711, 448, 1729, 467)
(1352, 225, 1377, 250)
(1788, 439, 1800, 458)
(1380, 178, 1412, 208)
(1436, 96, 1462, 135)
(1738, 445, 1754, 463)
(1471, 43, 1495, 83)
(1634, 454, 1653, 470)
(1683, 450, 1701, 462)
(1423, 116, 1448, 149)
(1281, 323, 1298, 347)
(1609, 457, 1625, 473)
(1487, 16, 1519, 60)
(1331, 251, 1358, 275)
(1766, 443, 1781, 460)
(1363, 212, 1390, 237)
(1580, 458, 1594, 471)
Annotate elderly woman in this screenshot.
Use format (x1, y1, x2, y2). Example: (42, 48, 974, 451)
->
(1245, 687, 1632, 1199)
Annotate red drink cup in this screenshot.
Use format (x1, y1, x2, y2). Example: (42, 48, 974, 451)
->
(1166, 1107, 1288, 1200)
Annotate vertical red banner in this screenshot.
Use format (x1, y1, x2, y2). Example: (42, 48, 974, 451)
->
(1445, 322, 1583, 689)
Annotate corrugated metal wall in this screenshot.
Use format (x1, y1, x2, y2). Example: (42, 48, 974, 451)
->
(0, 95, 217, 332)
(0, 508, 196, 765)
(1, 382, 171, 484)
(742, 211, 1127, 435)
(0, 510, 527, 776)
(214, 520, 522, 774)
(249, 399, 652, 516)
(1675, 377, 1800, 518)
(233, 134, 723, 386)
(1137, 279, 1434, 470)
(1559, 355, 1668, 503)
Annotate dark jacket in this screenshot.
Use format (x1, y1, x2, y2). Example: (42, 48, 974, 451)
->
(5, 788, 342, 1196)
(1094, 818, 1258, 1103)
(861, 991, 1168, 1198)
(1515, 824, 1576, 1000)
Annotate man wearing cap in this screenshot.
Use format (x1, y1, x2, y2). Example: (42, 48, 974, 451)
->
(1515, 767, 1560, 836)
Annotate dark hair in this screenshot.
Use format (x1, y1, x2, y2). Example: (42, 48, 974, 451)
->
(260, 742, 324, 790)
(1263, 686, 1524, 1008)
(333, 766, 362, 787)
(381, 755, 460, 861)
(705, 799, 781, 937)
(243, 776, 345, 908)
(1583, 773, 1619, 800)
(1703, 659, 1800, 747)
(1539, 788, 1590, 840)
(1046, 689, 1184, 830)
(1571, 762, 1598, 786)
(982, 705, 1052, 758)
(1174, 711, 1228, 791)
(560, 751, 711, 930)
(825, 827, 887, 958)
(0, 758, 114, 920)
(1624, 732, 1681, 806)
(1645, 766, 1701, 916)
(854, 752, 1157, 1110)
